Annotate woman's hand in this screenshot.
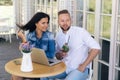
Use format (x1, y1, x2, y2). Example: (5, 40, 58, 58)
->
(17, 30, 27, 43)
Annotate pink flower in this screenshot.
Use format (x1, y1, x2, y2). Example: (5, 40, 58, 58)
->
(21, 42, 33, 53)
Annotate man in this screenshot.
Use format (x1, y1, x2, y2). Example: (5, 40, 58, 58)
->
(41, 9, 101, 80)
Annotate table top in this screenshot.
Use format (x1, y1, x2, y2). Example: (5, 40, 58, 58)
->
(5, 58, 66, 78)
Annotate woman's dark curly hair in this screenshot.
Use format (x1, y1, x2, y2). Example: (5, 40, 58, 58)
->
(18, 12, 50, 32)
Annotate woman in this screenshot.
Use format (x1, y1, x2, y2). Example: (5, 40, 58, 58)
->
(12, 12, 55, 80)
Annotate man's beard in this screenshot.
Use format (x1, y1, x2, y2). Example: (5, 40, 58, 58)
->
(61, 26, 70, 31)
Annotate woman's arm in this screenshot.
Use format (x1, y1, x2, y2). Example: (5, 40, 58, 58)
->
(17, 30, 27, 50)
(46, 39, 55, 58)
(17, 30, 27, 43)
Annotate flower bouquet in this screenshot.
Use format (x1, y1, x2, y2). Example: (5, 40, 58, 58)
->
(20, 42, 33, 72)
(21, 42, 33, 53)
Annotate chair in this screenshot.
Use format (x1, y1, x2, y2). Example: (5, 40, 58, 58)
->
(0, 18, 12, 43)
(86, 62, 93, 80)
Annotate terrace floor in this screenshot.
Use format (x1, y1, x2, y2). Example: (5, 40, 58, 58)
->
(0, 34, 22, 80)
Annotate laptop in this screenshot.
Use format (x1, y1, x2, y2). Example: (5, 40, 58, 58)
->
(31, 48, 61, 66)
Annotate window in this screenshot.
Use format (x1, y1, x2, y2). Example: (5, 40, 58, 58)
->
(35, 0, 58, 34)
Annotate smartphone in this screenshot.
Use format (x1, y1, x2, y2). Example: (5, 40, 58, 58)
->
(13, 60, 21, 65)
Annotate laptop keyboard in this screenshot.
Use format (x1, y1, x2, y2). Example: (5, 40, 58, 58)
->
(48, 61, 54, 64)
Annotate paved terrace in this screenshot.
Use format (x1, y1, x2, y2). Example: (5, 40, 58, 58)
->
(0, 34, 22, 80)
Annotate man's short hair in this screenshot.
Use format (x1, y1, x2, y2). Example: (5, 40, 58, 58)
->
(58, 9, 70, 16)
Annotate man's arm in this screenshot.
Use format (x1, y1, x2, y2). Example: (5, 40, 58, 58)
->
(78, 49, 100, 72)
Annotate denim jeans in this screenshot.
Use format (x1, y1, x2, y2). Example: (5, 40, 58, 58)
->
(41, 68, 88, 80)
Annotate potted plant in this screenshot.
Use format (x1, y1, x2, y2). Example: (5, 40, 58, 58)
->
(62, 35, 70, 53)
(20, 42, 33, 72)
(62, 43, 69, 52)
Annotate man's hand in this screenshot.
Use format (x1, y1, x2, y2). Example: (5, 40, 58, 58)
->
(56, 50, 67, 60)
(77, 64, 86, 72)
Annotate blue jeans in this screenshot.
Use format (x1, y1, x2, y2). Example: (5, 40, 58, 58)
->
(41, 68, 88, 80)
